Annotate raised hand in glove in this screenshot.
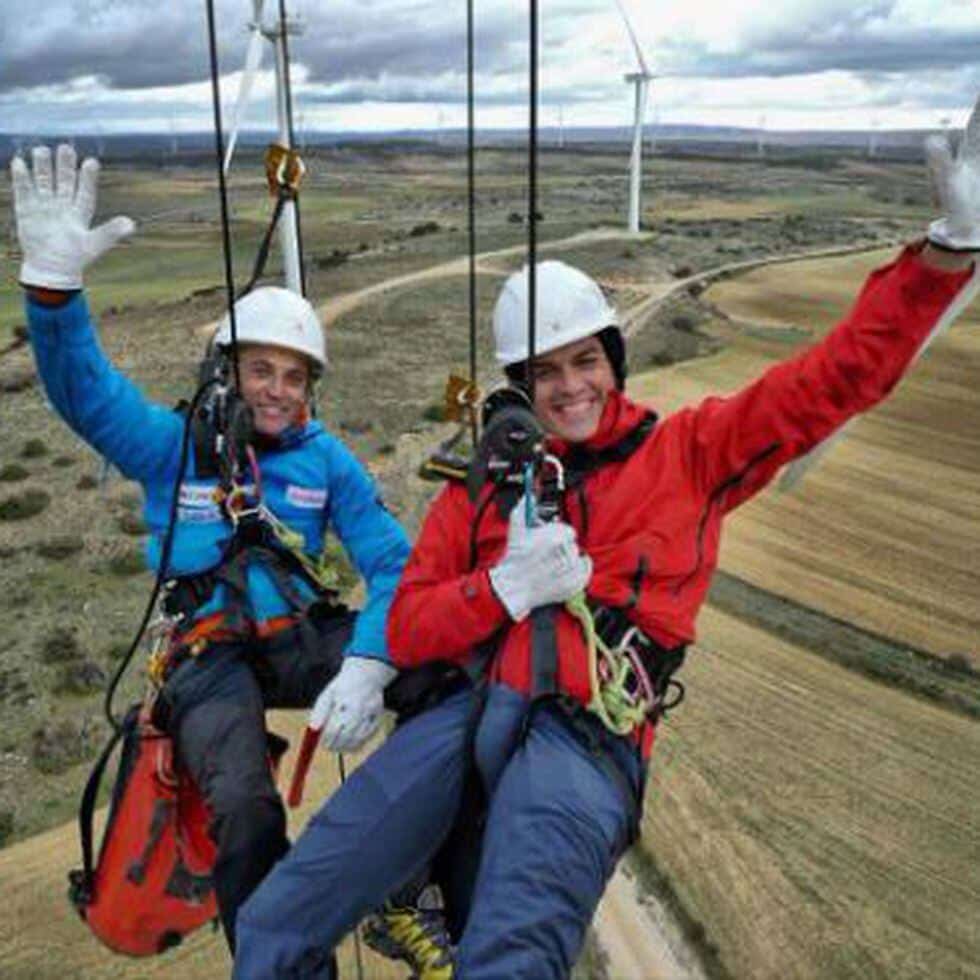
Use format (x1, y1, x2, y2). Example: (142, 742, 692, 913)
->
(489, 493, 592, 621)
(926, 95, 980, 253)
(10, 143, 135, 290)
(310, 655, 397, 753)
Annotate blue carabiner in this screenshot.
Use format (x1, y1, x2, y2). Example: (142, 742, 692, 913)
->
(523, 461, 538, 527)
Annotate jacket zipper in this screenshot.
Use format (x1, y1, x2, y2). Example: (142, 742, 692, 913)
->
(674, 441, 782, 594)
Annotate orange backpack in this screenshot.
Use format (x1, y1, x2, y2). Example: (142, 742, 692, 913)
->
(68, 703, 219, 956)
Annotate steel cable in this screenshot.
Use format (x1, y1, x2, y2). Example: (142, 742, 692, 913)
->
(527, 0, 539, 405)
(277, 0, 308, 296)
(204, 0, 242, 389)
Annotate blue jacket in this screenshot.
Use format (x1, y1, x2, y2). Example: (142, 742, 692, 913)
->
(27, 293, 410, 662)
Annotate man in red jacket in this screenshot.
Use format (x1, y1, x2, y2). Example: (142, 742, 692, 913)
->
(234, 120, 979, 978)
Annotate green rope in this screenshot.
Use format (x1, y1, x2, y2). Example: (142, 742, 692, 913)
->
(565, 593, 651, 736)
(258, 505, 344, 593)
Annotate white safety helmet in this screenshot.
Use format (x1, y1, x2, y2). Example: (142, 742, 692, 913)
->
(214, 286, 326, 373)
(493, 260, 619, 367)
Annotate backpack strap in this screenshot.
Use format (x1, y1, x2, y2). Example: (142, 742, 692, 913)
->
(68, 704, 138, 911)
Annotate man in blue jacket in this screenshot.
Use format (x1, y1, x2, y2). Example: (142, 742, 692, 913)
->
(10, 143, 411, 949)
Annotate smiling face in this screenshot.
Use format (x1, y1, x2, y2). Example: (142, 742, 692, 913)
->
(529, 334, 616, 443)
(237, 344, 312, 437)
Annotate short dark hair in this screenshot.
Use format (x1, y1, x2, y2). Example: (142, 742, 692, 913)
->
(504, 325, 627, 392)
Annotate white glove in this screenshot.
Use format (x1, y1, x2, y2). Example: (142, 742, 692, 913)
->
(926, 94, 980, 252)
(10, 144, 135, 290)
(489, 494, 592, 621)
(310, 656, 397, 753)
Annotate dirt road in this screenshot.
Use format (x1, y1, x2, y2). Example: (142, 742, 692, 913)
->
(594, 863, 707, 980)
(197, 227, 656, 338)
(314, 228, 648, 326)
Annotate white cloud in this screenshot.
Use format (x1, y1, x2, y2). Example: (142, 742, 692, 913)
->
(1, 0, 978, 133)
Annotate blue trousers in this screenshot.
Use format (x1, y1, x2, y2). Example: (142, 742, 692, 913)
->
(233, 684, 642, 979)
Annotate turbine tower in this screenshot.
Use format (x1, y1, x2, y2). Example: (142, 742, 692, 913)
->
(614, 0, 654, 233)
(867, 115, 879, 159)
(224, 0, 305, 294)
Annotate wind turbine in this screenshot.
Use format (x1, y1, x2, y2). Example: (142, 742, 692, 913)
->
(614, 0, 654, 233)
(224, 0, 305, 294)
(867, 114, 879, 159)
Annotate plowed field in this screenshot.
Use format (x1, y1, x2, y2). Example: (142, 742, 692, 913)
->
(643, 604, 980, 980)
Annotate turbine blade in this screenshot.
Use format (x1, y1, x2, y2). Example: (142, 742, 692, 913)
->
(958, 90, 980, 164)
(223, 23, 266, 174)
(613, 0, 651, 76)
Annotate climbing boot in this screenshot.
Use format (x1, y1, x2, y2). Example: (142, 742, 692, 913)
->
(362, 904, 454, 980)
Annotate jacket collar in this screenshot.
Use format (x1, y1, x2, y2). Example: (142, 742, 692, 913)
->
(545, 390, 651, 458)
(253, 417, 323, 453)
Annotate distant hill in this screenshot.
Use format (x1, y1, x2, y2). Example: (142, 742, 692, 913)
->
(0, 123, 952, 165)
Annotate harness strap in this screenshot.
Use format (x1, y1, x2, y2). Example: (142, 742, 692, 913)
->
(563, 412, 656, 488)
(237, 190, 290, 300)
(164, 507, 337, 641)
(530, 605, 560, 699)
(70, 704, 138, 910)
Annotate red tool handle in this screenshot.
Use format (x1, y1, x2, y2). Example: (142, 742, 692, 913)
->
(287, 726, 321, 808)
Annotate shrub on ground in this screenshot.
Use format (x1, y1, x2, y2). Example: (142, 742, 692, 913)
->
(36, 534, 85, 560)
(117, 513, 147, 536)
(945, 653, 975, 676)
(0, 463, 30, 482)
(20, 438, 48, 459)
(55, 659, 107, 695)
(37, 626, 83, 664)
(0, 489, 51, 520)
(105, 547, 146, 576)
(31, 718, 97, 774)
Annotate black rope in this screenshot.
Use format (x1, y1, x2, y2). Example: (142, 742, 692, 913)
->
(237, 193, 290, 299)
(277, 0, 308, 296)
(466, 0, 478, 444)
(526, 0, 539, 407)
(102, 380, 220, 731)
(204, 0, 241, 391)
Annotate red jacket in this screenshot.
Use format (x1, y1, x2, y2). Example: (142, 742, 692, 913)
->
(388, 246, 972, 743)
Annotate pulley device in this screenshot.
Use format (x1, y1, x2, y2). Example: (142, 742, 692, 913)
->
(192, 349, 255, 483)
(418, 374, 481, 482)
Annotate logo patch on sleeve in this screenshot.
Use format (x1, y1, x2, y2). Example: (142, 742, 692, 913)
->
(177, 483, 222, 523)
(286, 485, 328, 509)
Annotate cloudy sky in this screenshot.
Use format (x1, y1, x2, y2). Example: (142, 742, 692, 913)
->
(1, 0, 979, 135)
